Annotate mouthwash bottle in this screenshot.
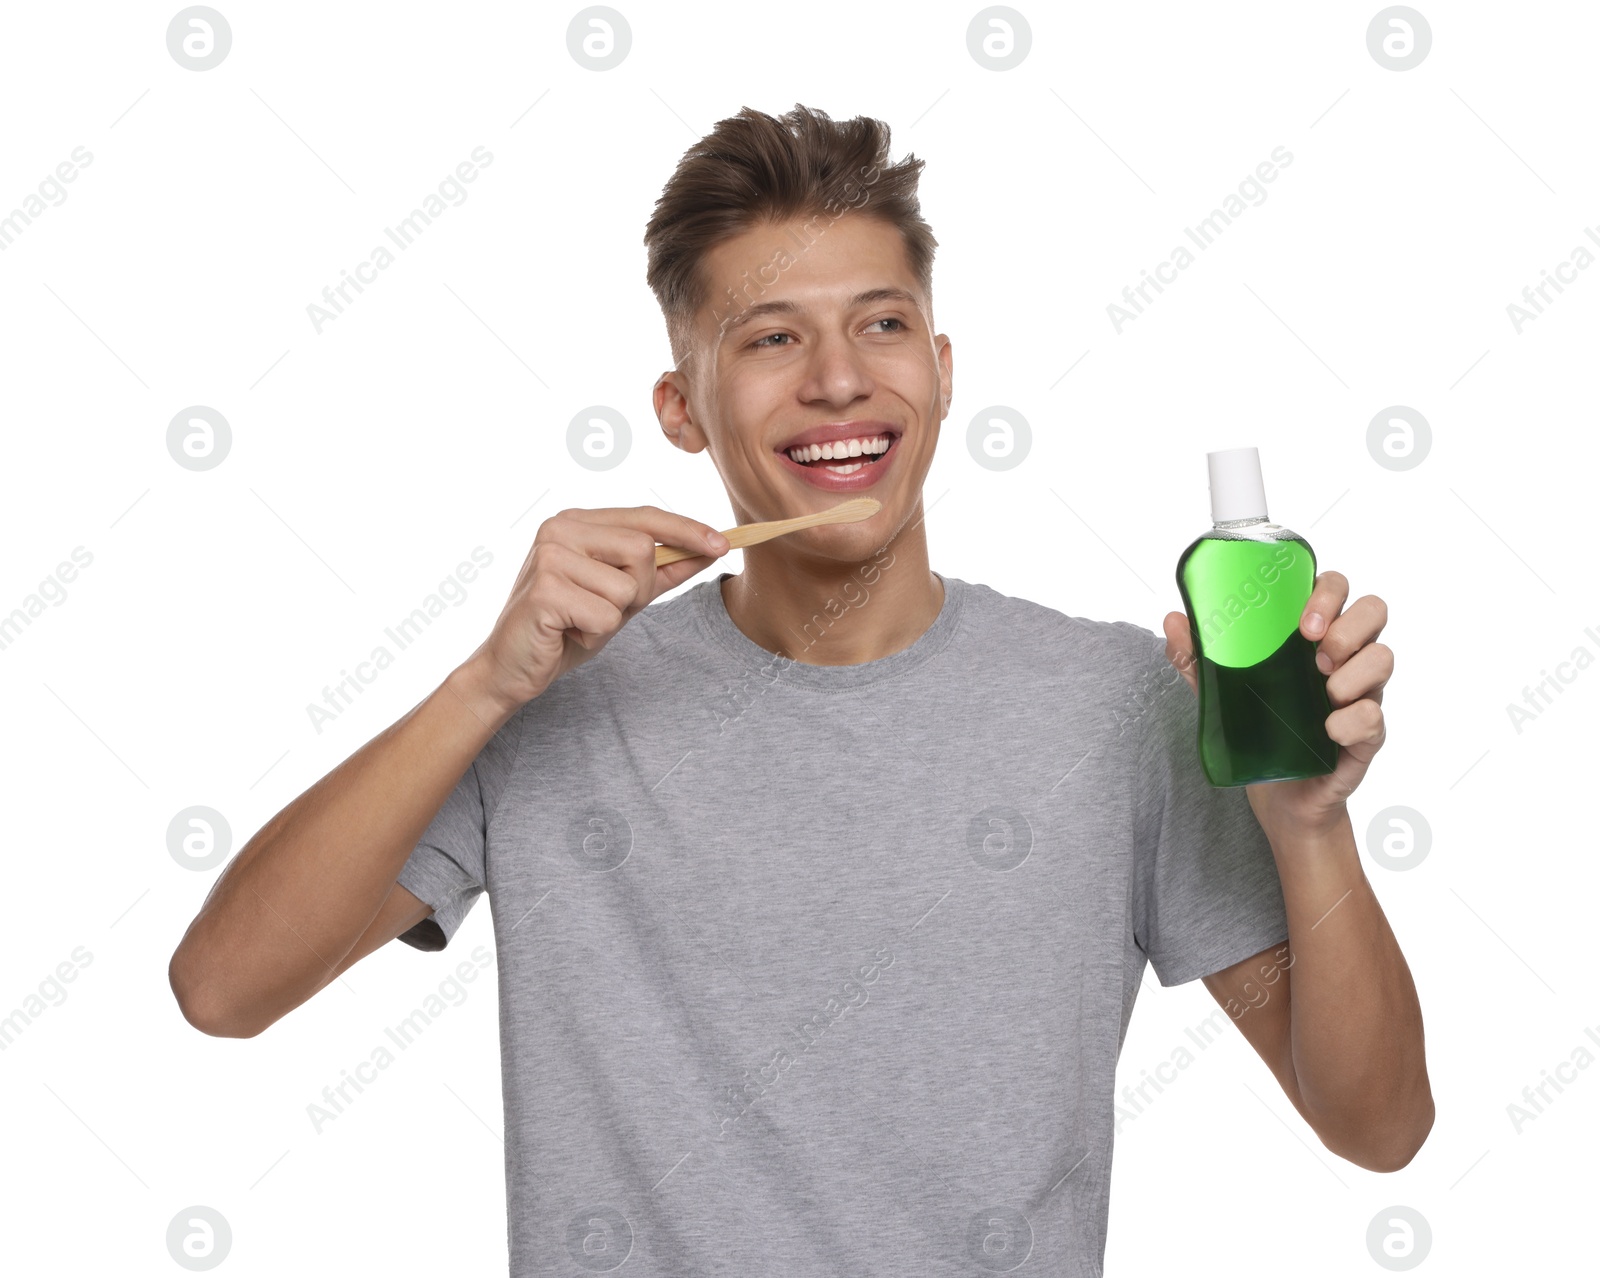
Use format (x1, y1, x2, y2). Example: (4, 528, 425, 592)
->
(1175, 447, 1338, 787)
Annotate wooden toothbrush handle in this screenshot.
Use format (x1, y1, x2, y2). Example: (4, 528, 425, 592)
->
(655, 513, 817, 567)
(654, 500, 880, 567)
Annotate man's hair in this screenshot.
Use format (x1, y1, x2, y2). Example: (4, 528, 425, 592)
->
(644, 102, 938, 370)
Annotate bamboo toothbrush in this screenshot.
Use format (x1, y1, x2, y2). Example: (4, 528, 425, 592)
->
(655, 497, 881, 567)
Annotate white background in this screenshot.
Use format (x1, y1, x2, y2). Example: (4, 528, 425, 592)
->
(1, 1, 1594, 1273)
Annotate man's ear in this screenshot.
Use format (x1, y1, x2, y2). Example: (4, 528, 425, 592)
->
(654, 371, 708, 454)
(936, 333, 953, 420)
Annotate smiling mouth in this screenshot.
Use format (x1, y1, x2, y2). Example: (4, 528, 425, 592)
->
(779, 432, 900, 474)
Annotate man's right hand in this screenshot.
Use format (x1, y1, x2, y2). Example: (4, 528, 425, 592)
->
(468, 505, 731, 713)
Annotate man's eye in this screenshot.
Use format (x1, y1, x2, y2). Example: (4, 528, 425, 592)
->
(867, 317, 906, 334)
(751, 332, 792, 348)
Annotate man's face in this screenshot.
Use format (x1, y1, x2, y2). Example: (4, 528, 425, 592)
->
(654, 213, 952, 561)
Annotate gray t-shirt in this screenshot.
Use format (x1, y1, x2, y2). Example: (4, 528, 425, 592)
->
(396, 570, 1289, 1277)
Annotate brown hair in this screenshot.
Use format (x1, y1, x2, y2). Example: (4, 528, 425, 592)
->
(644, 103, 938, 370)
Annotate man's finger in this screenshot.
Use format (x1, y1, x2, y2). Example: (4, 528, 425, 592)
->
(1300, 569, 1350, 642)
(1325, 640, 1393, 708)
(1316, 594, 1389, 674)
(1324, 697, 1386, 751)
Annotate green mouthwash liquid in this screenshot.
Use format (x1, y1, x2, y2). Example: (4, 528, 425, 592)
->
(1175, 447, 1338, 787)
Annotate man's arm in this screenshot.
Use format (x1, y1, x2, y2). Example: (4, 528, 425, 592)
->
(168, 504, 734, 1038)
(1199, 940, 1304, 1118)
(188, 879, 439, 1037)
(1200, 814, 1433, 1172)
(1165, 569, 1433, 1173)
(312, 880, 437, 995)
(167, 654, 516, 1039)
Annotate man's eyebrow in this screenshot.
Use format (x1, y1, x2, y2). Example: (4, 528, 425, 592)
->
(718, 287, 920, 339)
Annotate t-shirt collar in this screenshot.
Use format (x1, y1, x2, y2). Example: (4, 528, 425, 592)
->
(696, 570, 966, 691)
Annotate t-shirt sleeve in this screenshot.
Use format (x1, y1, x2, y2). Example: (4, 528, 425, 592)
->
(394, 705, 526, 952)
(1129, 629, 1290, 987)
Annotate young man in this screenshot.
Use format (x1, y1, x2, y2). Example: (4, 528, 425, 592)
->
(170, 104, 1432, 1275)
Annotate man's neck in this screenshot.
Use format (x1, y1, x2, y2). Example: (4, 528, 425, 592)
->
(719, 531, 944, 668)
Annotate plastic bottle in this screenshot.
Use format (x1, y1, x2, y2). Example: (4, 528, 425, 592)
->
(1174, 447, 1339, 786)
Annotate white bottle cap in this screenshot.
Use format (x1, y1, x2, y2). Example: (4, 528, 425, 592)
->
(1207, 446, 1269, 523)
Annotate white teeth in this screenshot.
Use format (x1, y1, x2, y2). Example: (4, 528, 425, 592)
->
(785, 435, 892, 464)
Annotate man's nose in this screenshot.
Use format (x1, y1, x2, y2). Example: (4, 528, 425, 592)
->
(799, 330, 875, 403)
